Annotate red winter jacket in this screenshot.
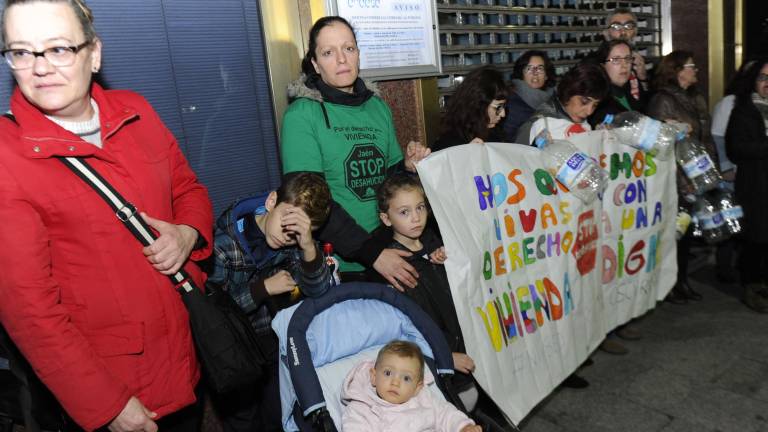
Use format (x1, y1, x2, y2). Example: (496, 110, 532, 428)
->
(0, 84, 213, 430)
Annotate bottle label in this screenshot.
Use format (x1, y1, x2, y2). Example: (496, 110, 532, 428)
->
(637, 117, 662, 151)
(722, 206, 743, 219)
(682, 154, 714, 179)
(556, 152, 590, 188)
(695, 211, 725, 229)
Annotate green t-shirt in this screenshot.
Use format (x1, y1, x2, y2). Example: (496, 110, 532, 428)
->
(281, 95, 404, 271)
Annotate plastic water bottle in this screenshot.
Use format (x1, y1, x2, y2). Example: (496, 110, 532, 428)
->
(692, 196, 728, 243)
(711, 189, 743, 235)
(323, 243, 341, 286)
(675, 135, 722, 194)
(602, 112, 677, 160)
(534, 131, 608, 204)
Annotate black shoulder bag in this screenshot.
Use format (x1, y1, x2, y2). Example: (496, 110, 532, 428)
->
(57, 156, 266, 394)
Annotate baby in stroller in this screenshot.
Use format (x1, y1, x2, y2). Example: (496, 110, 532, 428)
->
(341, 340, 481, 432)
(272, 282, 517, 432)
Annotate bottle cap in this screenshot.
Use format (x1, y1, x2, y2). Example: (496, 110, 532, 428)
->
(323, 242, 333, 255)
(603, 114, 614, 125)
(534, 136, 547, 149)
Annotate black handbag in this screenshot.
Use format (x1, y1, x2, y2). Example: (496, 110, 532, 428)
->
(57, 156, 266, 394)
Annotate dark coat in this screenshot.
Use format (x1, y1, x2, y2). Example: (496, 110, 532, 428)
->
(725, 97, 768, 242)
(647, 85, 717, 207)
(503, 92, 536, 143)
(588, 82, 648, 128)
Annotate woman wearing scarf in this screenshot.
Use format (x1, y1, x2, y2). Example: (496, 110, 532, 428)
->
(281, 16, 428, 291)
(503, 50, 556, 142)
(725, 58, 768, 313)
(647, 50, 716, 304)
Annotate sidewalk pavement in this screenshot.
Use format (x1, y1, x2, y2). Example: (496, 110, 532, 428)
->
(519, 247, 768, 432)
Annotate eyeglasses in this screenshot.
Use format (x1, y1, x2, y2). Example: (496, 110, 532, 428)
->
(490, 103, 505, 116)
(608, 22, 637, 31)
(606, 56, 633, 65)
(757, 74, 768, 82)
(683, 63, 698, 71)
(524, 64, 546, 75)
(1, 41, 92, 70)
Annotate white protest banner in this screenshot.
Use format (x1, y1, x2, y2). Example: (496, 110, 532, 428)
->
(416, 131, 677, 423)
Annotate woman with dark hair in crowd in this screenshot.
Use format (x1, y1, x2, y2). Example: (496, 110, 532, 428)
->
(725, 58, 768, 313)
(513, 62, 609, 389)
(588, 39, 648, 127)
(647, 50, 717, 304)
(516, 62, 610, 145)
(281, 16, 429, 292)
(502, 50, 556, 142)
(432, 65, 508, 151)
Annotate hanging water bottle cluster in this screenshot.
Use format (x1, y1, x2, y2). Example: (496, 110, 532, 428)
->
(673, 134, 743, 243)
(602, 112, 678, 160)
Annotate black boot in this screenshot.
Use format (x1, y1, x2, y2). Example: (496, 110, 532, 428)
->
(665, 284, 688, 305)
(677, 281, 702, 301)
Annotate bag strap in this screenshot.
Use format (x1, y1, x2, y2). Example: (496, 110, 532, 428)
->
(57, 156, 197, 293)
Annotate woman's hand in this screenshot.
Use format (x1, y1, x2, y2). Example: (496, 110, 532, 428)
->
(264, 270, 297, 296)
(461, 425, 482, 432)
(108, 396, 157, 432)
(429, 246, 447, 264)
(373, 248, 419, 291)
(632, 52, 647, 81)
(404, 141, 431, 172)
(141, 213, 198, 275)
(452, 352, 476, 374)
(469, 137, 485, 144)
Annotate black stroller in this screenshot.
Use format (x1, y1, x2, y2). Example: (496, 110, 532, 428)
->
(271, 282, 520, 431)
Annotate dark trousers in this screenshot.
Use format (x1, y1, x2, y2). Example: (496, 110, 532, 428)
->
(739, 241, 768, 285)
(212, 362, 282, 432)
(676, 233, 692, 284)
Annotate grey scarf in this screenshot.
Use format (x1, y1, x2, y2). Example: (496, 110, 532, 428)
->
(511, 79, 553, 110)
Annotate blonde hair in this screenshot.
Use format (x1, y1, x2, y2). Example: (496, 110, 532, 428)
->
(2, 0, 97, 45)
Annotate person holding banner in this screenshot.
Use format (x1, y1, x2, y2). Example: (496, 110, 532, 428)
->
(513, 62, 610, 388)
(588, 39, 648, 127)
(647, 50, 716, 304)
(281, 16, 429, 291)
(432, 65, 508, 152)
(501, 51, 556, 143)
(515, 62, 610, 146)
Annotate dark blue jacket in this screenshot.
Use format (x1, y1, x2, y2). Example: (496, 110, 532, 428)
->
(503, 92, 536, 143)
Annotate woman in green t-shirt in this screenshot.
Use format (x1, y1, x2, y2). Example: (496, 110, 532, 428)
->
(281, 16, 429, 290)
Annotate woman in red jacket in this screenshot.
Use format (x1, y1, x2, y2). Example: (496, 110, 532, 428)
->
(0, 1, 213, 431)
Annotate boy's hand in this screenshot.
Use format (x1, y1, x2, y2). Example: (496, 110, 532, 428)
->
(452, 352, 476, 374)
(461, 425, 482, 432)
(264, 270, 297, 296)
(280, 205, 317, 260)
(429, 246, 447, 264)
(404, 141, 431, 172)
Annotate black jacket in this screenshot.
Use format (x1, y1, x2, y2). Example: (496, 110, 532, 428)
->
(725, 96, 768, 242)
(588, 82, 647, 128)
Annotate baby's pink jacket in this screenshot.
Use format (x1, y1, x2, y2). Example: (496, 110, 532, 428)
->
(340, 360, 475, 432)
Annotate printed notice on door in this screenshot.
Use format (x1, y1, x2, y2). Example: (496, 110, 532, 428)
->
(332, 0, 440, 79)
